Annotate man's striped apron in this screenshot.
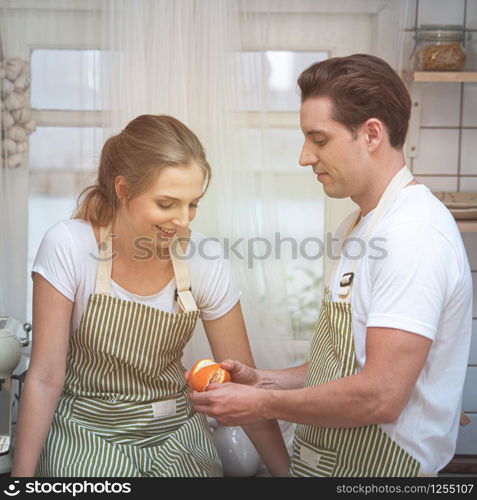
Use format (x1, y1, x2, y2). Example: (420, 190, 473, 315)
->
(290, 166, 424, 477)
(36, 224, 222, 477)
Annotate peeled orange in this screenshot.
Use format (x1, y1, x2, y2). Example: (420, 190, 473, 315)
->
(188, 359, 231, 392)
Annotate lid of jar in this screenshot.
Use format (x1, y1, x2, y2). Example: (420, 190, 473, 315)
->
(415, 24, 465, 41)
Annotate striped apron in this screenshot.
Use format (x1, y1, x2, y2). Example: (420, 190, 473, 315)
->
(36, 224, 223, 477)
(290, 166, 423, 477)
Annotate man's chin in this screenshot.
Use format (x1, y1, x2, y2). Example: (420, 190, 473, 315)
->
(322, 186, 348, 199)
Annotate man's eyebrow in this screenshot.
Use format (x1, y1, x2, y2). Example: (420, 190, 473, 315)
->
(305, 129, 328, 136)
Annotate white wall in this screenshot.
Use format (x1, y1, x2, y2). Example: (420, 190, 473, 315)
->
(405, 0, 477, 458)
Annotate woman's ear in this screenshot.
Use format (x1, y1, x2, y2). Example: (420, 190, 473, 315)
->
(114, 175, 129, 205)
(362, 118, 384, 152)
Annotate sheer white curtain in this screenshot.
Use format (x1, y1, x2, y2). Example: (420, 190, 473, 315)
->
(99, 0, 413, 462)
(0, 2, 33, 322)
(0, 0, 413, 371)
(1, 0, 110, 327)
(1, 0, 413, 356)
(102, 0, 293, 371)
(0, 0, 414, 474)
(0, 141, 28, 321)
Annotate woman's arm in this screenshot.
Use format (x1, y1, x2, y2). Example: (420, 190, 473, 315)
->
(201, 302, 290, 477)
(11, 273, 73, 477)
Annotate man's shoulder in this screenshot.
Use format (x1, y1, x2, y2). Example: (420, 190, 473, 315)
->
(379, 184, 460, 241)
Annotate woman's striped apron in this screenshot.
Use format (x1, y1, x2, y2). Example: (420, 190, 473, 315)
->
(36, 224, 223, 477)
(290, 166, 424, 477)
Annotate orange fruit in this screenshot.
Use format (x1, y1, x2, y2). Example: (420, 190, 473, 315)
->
(188, 359, 231, 392)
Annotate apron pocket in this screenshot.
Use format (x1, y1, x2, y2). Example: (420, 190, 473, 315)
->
(291, 435, 337, 477)
(157, 412, 223, 477)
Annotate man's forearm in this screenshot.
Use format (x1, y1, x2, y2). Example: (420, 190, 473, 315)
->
(257, 363, 309, 390)
(262, 372, 392, 428)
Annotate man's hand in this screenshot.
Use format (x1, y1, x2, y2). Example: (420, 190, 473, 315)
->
(189, 382, 270, 426)
(218, 359, 262, 387)
(185, 358, 262, 387)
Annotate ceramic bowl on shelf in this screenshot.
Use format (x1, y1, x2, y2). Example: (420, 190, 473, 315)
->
(433, 191, 477, 220)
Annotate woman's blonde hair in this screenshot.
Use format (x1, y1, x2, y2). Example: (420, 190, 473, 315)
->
(73, 114, 211, 226)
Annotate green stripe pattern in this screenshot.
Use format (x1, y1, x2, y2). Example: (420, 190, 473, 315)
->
(36, 294, 223, 477)
(290, 288, 421, 477)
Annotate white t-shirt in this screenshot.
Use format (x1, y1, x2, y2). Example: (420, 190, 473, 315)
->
(329, 184, 473, 474)
(32, 219, 241, 336)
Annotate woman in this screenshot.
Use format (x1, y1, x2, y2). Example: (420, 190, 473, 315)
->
(11, 114, 290, 477)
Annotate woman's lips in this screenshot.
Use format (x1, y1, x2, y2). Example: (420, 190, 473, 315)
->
(155, 225, 176, 238)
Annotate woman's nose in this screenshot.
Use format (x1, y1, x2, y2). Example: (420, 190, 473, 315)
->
(172, 209, 190, 228)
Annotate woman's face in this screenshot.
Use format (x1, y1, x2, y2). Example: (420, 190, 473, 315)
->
(116, 162, 206, 254)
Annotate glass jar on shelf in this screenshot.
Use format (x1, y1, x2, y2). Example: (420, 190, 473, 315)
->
(413, 24, 466, 71)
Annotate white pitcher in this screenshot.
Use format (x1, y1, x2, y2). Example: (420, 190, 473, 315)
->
(208, 418, 262, 477)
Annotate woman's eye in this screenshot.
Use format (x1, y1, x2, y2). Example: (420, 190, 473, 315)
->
(158, 202, 199, 209)
(314, 140, 327, 147)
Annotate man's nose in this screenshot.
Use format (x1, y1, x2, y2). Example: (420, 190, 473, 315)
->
(299, 145, 318, 167)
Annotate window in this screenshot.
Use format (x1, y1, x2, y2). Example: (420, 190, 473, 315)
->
(31, 49, 107, 110)
(23, 2, 383, 364)
(236, 50, 328, 111)
(27, 48, 108, 321)
(236, 52, 327, 359)
(236, 4, 377, 362)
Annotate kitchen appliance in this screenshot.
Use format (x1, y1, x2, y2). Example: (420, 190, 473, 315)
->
(0, 316, 31, 474)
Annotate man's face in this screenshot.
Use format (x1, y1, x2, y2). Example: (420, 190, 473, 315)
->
(299, 96, 369, 199)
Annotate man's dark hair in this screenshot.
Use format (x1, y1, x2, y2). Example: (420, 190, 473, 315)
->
(297, 54, 412, 149)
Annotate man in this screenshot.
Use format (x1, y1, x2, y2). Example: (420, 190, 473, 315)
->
(189, 54, 473, 477)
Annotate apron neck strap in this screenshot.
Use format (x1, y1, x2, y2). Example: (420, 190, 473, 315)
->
(94, 223, 198, 313)
(95, 223, 114, 296)
(169, 228, 198, 313)
(328, 165, 414, 302)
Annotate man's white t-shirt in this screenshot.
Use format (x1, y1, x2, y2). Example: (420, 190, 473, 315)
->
(329, 184, 473, 474)
(32, 219, 241, 336)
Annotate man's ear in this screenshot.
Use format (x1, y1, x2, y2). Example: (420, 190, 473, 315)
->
(114, 175, 129, 205)
(361, 118, 384, 152)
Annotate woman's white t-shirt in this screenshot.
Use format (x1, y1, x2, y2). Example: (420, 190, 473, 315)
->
(329, 184, 473, 474)
(32, 219, 241, 336)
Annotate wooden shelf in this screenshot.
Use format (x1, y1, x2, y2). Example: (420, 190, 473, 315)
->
(441, 455, 477, 475)
(403, 70, 477, 83)
(457, 220, 477, 233)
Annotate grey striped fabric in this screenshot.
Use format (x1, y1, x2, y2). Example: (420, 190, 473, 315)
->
(290, 288, 421, 477)
(36, 295, 222, 477)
